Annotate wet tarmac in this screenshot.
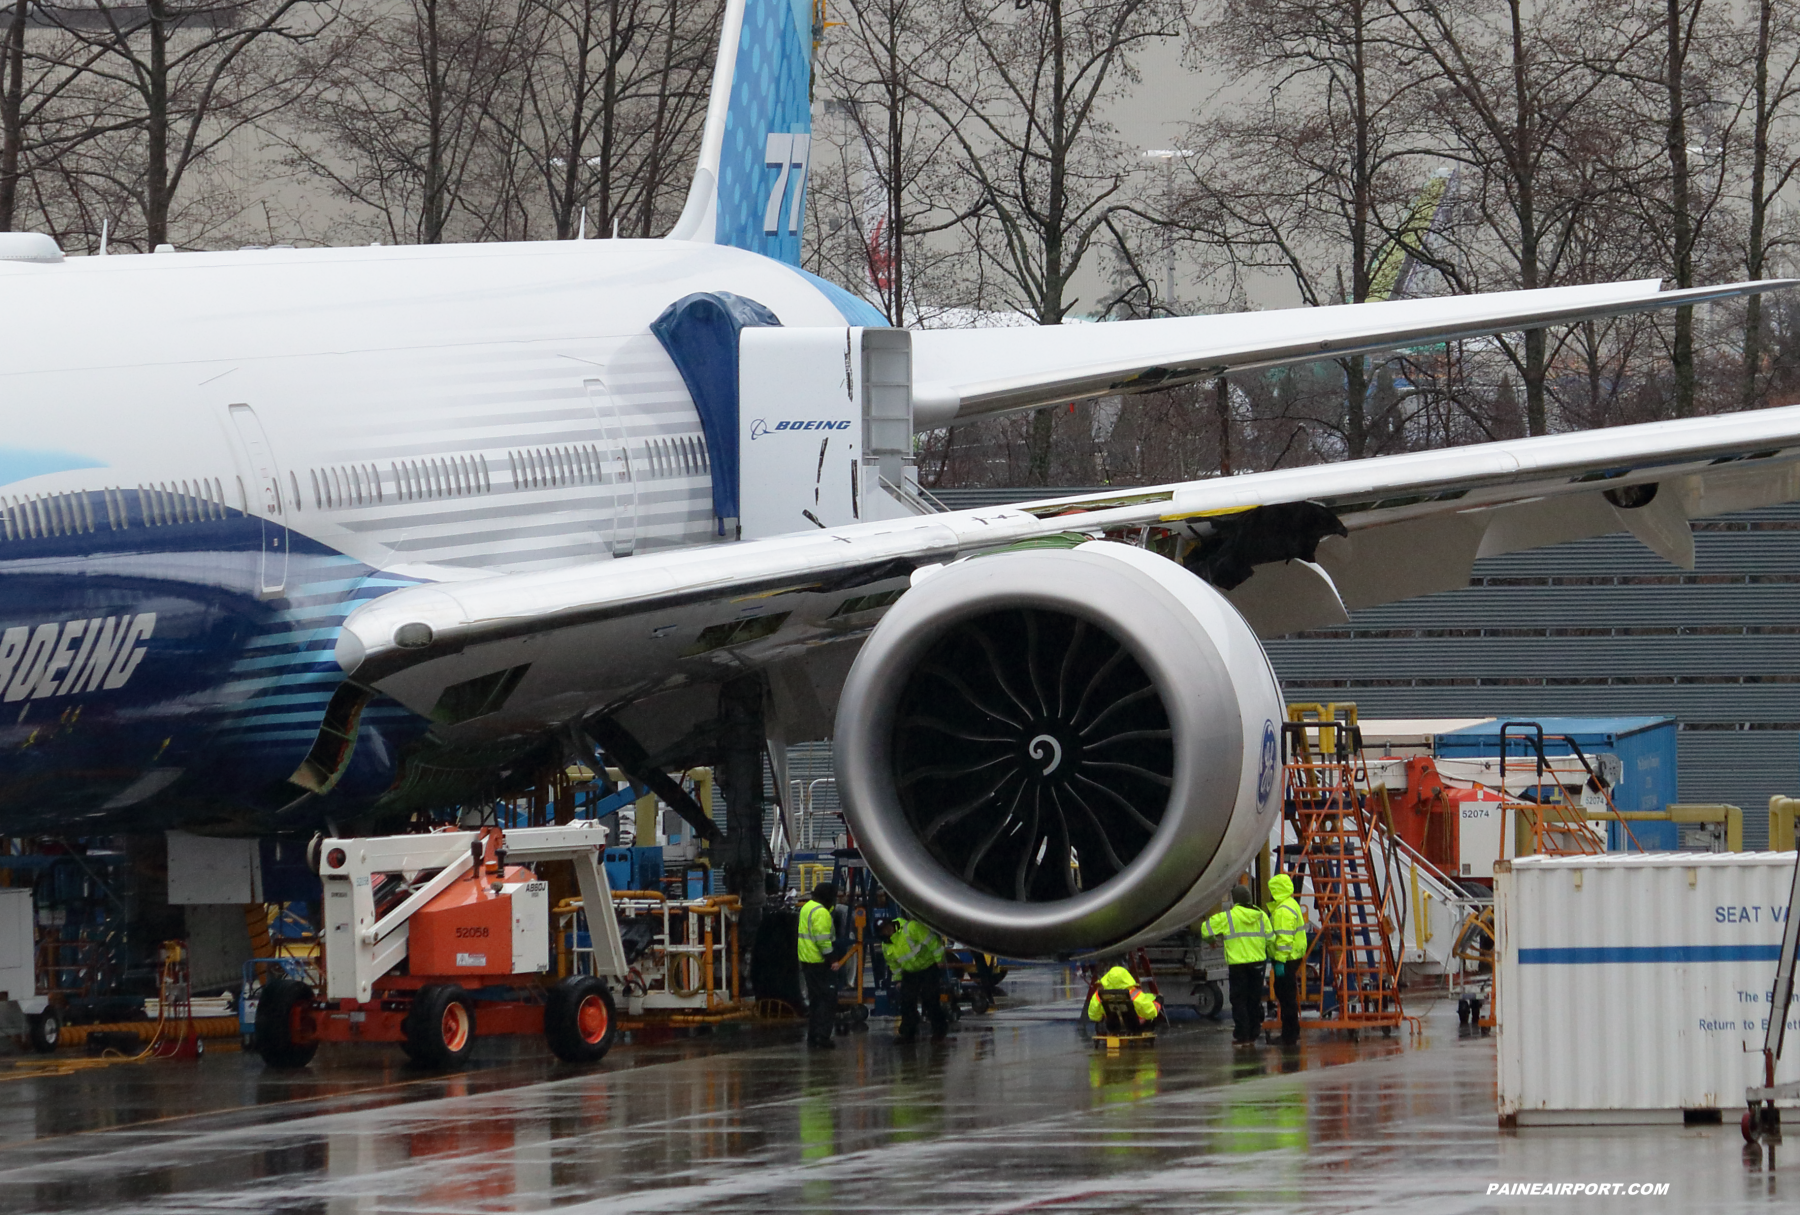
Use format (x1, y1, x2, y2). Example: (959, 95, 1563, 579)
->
(0, 968, 1790, 1214)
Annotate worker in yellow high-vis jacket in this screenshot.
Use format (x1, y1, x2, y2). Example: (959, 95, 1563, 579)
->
(797, 881, 840, 1049)
(1267, 873, 1309, 1045)
(1203, 885, 1272, 1046)
(1085, 963, 1163, 1033)
(878, 915, 949, 1041)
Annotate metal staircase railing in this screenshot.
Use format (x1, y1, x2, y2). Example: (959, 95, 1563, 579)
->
(1280, 705, 1406, 1035)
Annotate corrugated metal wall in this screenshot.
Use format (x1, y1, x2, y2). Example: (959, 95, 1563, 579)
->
(933, 489, 1800, 848)
(1268, 503, 1800, 848)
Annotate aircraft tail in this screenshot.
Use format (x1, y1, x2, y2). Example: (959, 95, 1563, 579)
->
(666, 0, 817, 266)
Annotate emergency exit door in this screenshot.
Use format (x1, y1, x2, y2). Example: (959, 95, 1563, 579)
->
(586, 380, 635, 556)
(228, 403, 288, 596)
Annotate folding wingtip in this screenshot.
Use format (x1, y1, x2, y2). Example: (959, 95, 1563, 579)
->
(1664, 276, 1800, 302)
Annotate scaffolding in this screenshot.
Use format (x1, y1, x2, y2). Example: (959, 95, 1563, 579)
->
(556, 891, 751, 1025)
(1280, 704, 1406, 1035)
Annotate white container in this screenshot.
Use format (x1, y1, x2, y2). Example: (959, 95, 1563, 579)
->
(1496, 852, 1800, 1125)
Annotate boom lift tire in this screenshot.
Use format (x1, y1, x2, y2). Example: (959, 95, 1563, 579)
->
(405, 984, 476, 1068)
(26, 1009, 59, 1053)
(255, 978, 319, 1068)
(544, 975, 618, 1063)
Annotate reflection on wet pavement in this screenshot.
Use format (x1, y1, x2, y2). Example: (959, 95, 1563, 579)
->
(0, 967, 1790, 1213)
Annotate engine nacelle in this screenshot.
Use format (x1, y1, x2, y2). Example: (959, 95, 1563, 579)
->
(835, 541, 1283, 958)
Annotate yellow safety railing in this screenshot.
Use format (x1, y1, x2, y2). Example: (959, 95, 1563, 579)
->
(1768, 797, 1798, 852)
(1583, 803, 1743, 853)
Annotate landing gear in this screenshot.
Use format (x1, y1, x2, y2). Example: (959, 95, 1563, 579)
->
(545, 976, 618, 1063)
(254, 978, 319, 1069)
(404, 984, 476, 1068)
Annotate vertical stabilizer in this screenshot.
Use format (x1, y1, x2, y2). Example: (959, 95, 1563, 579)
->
(666, 0, 815, 266)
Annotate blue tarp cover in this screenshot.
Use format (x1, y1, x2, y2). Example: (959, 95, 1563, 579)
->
(649, 292, 781, 530)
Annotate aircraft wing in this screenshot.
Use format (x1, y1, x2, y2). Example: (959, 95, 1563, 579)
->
(909, 278, 1793, 424)
(337, 399, 1800, 729)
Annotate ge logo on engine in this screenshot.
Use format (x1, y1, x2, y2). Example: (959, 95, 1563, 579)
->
(1257, 720, 1279, 805)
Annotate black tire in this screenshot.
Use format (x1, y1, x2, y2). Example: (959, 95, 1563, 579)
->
(406, 985, 476, 1068)
(544, 976, 617, 1063)
(970, 989, 993, 1015)
(1197, 982, 1224, 1021)
(26, 1009, 58, 1053)
(254, 979, 318, 1068)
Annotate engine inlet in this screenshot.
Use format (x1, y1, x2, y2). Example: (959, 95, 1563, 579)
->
(893, 607, 1173, 903)
(835, 542, 1281, 958)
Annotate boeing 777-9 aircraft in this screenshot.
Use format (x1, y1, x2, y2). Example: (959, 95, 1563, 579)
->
(0, 0, 1794, 957)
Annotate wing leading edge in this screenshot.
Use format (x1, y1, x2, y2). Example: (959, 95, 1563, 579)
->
(338, 399, 1800, 730)
(909, 278, 1797, 425)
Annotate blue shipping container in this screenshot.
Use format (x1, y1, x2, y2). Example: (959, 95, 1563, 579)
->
(1434, 716, 1680, 852)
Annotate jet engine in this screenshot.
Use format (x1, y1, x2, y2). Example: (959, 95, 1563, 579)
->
(834, 541, 1284, 958)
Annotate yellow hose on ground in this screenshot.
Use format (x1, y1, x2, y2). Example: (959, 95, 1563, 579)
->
(55, 1016, 240, 1049)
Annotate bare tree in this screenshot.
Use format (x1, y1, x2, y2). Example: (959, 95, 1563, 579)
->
(810, 0, 970, 324)
(29, 0, 336, 249)
(1593, 0, 1740, 417)
(281, 0, 530, 243)
(1386, 0, 1648, 436)
(1738, 0, 1800, 407)
(1178, 0, 1443, 457)
(1, 0, 40, 229)
(508, 0, 715, 241)
(915, 0, 1181, 479)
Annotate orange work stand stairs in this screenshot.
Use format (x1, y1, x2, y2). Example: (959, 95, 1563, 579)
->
(1278, 707, 1405, 1038)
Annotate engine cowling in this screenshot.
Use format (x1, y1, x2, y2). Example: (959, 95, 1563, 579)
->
(835, 541, 1283, 958)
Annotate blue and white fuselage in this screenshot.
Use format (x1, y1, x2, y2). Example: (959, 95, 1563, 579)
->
(1, 0, 1794, 894)
(0, 239, 868, 829)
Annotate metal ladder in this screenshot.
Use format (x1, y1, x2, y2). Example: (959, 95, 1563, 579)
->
(1281, 706, 1406, 1034)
